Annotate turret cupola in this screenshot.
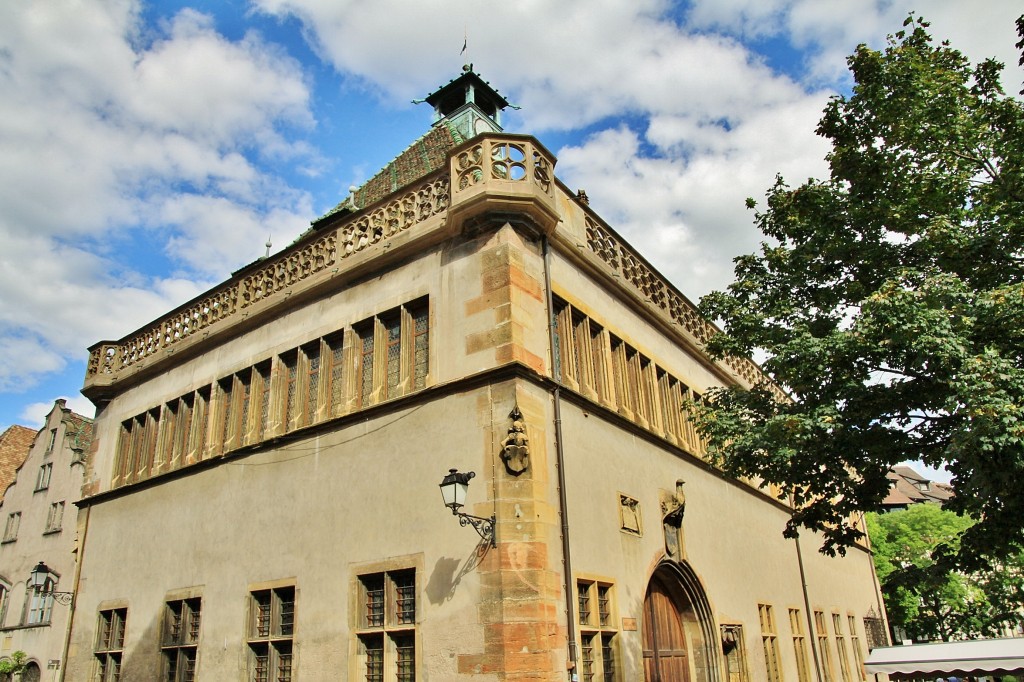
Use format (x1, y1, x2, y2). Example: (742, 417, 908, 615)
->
(423, 65, 512, 139)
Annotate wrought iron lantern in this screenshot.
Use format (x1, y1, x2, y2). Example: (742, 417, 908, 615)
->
(439, 469, 495, 547)
(29, 561, 73, 606)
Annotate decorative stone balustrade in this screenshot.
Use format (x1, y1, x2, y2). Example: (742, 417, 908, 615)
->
(84, 173, 451, 391)
(83, 134, 553, 394)
(449, 136, 558, 231)
(583, 216, 776, 393)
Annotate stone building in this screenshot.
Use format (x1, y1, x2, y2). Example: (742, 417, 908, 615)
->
(69, 69, 887, 682)
(0, 399, 92, 680)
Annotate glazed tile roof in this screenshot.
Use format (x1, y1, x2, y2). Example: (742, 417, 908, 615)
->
(314, 122, 461, 226)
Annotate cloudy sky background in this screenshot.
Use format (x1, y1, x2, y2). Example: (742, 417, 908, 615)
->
(0, 0, 1021, 432)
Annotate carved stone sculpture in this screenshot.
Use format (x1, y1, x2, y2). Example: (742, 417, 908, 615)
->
(661, 479, 686, 561)
(500, 405, 530, 475)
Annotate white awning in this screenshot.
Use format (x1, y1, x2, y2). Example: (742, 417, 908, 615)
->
(865, 638, 1024, 678)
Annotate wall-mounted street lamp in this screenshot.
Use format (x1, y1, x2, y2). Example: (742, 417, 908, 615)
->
(30, 562, 73, 606)
(439, 469, 495, 547)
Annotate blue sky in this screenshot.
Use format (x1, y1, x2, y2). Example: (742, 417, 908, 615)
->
(0, 0, 1020, 446)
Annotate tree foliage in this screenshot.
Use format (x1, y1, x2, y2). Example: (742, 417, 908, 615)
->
(867, 505, 1024, 640)
(692, 16, 1024, 568)
(0, 651, 27, 675)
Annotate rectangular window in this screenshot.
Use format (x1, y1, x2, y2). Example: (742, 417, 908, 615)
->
(238, 370, 252, 445)
(35, 462, 53, 491)
(163, 598, 201, 682)
(46, 428, 58, 452)
(326, 332, 345, 416)
(192, 386, 210, 460)
(44, 501, 65, 533)
(357, 569, 417, 682)
(94, 607, 126, 681)
(255, 362, 272, 442)
(217, 375, 235, 453)
(172, 394, 194, 469)
(582, 633, 596, 682)
(282, 350, 299, 431)
(357, 299, 430, 407)
(590, 322, 609, 402)
(758, 604, 783, 682)
(303, 341, 321, 426)
(848, 615, 866, 681)
(578, 580, 593, 626)
(578, 580, 618, 681)
(158, 400, 178, 471)
(833, 613, 854, 682)
(248, 586, 294, 682)
(814, 610, 835, 682)
(2, 512, 21, 542)
(551, 298, 566, 380)
(27, 577, 55, 624)
(789, 608, 812, 682)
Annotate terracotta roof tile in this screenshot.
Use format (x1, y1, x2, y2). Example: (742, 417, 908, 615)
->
(0, 424, 37, 500)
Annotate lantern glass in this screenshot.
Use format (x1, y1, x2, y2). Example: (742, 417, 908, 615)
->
(439, 469, 472, 510)
(29, 562, 50, 590)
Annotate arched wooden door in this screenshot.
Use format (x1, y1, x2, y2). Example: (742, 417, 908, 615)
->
(643, 572, 693, 682)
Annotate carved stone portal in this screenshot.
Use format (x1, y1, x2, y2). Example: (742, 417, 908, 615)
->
(500, 405, 530, 475)
(661, 479, 686, 561)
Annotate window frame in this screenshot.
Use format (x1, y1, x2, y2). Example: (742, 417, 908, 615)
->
(94, 606, 127, 682)
(355, 568, 418, 682)
(162, 597, 201, 682)
(247, 585, 295, 682)
(577, 579, 619, 681)
(44, 500, 65, 534)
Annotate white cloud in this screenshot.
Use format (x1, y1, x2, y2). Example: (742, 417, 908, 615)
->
(0, 0, 318, 392)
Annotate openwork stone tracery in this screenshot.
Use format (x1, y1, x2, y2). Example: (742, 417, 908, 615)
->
(583, 216, 769, 391)
(87, 175, 450, 379)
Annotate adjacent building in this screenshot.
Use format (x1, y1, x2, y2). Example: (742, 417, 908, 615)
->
(67, 69, 887, 682)
(0, 425, 36, 503)
(881, 466, 953, 511)
(0, 400, 92, 681)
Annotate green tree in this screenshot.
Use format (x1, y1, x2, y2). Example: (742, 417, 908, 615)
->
(867, 505, 1024, 640)
(0, 651, 27, 677)
(692, 15, 1024, 569)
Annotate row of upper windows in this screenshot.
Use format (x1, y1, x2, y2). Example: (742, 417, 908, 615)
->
(112, 299, 429, 488)
(552, 298, 708, 456)
(2, 501, 66, 543)
(90, 568, 417, 682)
(758, 603, 879, 682)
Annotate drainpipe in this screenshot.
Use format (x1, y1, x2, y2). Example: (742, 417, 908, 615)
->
(794, 529, 825, 682)
(542, 235, 578, 679)
(59, 504, 89, 682)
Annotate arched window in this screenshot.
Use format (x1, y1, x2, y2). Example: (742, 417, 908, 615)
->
(0, 581, 9, 627)
(25, 577, 54, 625)
(22, 661, 41, 682)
